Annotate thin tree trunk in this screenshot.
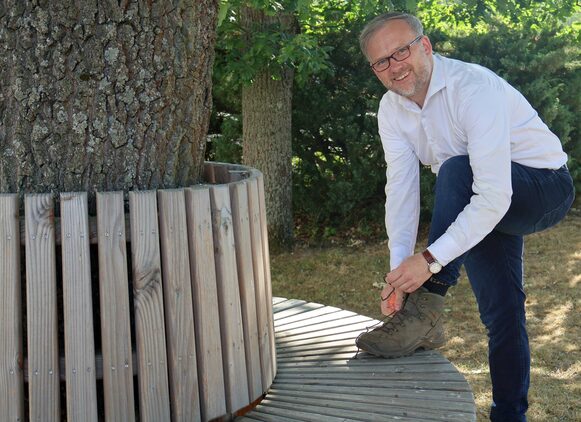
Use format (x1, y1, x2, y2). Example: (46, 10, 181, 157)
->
(0, 0, 219, 203)
(241, 8, 295, 252)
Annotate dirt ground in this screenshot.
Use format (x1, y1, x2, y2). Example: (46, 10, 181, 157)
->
(271, 211, 580, 421)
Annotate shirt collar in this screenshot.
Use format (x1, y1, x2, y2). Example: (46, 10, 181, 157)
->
(425, 54, 446, 101)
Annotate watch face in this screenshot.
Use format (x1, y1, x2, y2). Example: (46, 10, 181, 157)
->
(429, 262, 442, 274)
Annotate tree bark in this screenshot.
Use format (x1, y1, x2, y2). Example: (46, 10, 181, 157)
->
(241, 8, 294, 252)
(0, 0, 219, 202)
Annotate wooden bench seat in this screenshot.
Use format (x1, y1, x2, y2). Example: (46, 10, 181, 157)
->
(237, 298, 477, 422)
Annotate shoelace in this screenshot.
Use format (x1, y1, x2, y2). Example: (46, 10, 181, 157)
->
(354, 289, 410, 359)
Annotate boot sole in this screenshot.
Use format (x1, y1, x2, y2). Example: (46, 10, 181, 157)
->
(357, 335, 446, 359)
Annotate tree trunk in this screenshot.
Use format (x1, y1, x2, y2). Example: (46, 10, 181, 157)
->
(0, 0, 219, 202)
(241, 8, 294, 252)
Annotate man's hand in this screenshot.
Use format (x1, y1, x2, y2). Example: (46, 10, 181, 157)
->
(386, 253, 431, 294)
(380, 283, 406, 315)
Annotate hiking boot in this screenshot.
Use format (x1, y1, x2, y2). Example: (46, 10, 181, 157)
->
(356, 287, 446, 358)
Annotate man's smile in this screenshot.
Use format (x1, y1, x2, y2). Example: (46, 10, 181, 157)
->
(394, 70, 411, 81)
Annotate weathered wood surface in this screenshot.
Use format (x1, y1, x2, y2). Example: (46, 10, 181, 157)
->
(230, 181, 263, 402)
(96, 192, 136, 422)
(210, 185, 249, 413)
(237, 298, 476, 422)
(0, 163, 279, 421)
(158, 189, 201, 422)
(247, 178, 274, 391)
(24, 194, 61, 421)
(0, 195, 24, 421)
(129, 191, 172, 422)
(185, 186, 227, 421)
(60, 192, 98, 421)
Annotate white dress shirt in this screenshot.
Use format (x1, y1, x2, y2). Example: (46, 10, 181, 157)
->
(378, 54, 568, 270)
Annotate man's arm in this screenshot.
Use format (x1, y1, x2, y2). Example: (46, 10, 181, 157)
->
(388, 79, 513, 295)
(378, 101, 421, 313)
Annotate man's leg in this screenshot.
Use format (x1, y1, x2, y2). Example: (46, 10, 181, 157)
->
(425, 155, 473, 292)
(464, 231, 529, 421)
(426, 157, 573, 421)
(425, 158, 574, 291)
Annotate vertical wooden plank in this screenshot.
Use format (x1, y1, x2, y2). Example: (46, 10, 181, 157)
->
(257, 175, 277, 378)
(96, 192, 136, 422)
(157, 189, 201, 422)
(246, 179, 273, 391)
(230, 182, 263, 401)
(0, 195, 24, 421)
(129, 191, 171, 422)
(184, 186, 227, 421)
(25, 194, 60, 421)
(210, 185, 249, 413)
(60, 192, 98, 421)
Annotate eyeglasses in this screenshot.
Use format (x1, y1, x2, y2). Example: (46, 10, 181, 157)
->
(370, 35, 423, 72)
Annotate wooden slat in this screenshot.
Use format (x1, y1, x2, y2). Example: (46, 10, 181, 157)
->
(96, 192, 136, 422)
(210, 185, 249, 413)
(273, 373, 470, 391)
(275, 309, 358, 333)
(267, 387, 474, 414)
(230, 181, 263, 401)
(24, 194, 60, 421)
(184, 186, 227, 421)
(263, 392, 471, 422)
(157, 189, 201, 422)
(129, 191, 171, 422)
(273, 299, 307, 314)
(247, 178, 274, 391)
(236, 414, 303, 422)
(275, 321, 376, 346)
(0, 194, 24, 421)
(257, 175, 276, 378)
(271, 382, 475, 404)
(273, 303, 328, 327)
(248, 402, 364, 422)
(60, 192, 98, 421)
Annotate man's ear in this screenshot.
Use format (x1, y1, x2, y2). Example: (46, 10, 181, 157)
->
(421, 36, 433, 55)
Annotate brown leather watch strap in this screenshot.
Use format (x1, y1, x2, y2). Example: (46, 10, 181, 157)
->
(422, 249, 436, 264)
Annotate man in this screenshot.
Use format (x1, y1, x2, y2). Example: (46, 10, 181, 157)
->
(355, 12, 575, 422)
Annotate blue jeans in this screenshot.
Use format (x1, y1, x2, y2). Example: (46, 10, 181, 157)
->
(427, 156, 575, 422)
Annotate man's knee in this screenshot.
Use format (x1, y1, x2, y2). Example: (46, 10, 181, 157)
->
(438, 155, 471, 179)
(435, 155, 473, 198)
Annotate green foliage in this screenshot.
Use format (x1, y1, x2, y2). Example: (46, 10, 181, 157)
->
(206, 113, 243, 163)
(215, 0, 334, 88)
(420, 0, 581, 193)
(210, 0, 581, 239)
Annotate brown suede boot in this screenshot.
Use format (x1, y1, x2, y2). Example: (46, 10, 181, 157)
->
(356, 287, 446, 358)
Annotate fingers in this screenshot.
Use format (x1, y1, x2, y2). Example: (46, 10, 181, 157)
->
(394, 289, 405, 311)
(380, 283, 395, 316)
(380, 284, 407, 316)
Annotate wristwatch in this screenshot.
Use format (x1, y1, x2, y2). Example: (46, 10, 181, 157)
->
(422, 249, 442, 274)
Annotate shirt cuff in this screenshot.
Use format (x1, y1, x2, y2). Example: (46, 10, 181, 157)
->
(427, 233, 464, 267)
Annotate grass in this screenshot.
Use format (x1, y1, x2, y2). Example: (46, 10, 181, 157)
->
(270, 211, 581, 422)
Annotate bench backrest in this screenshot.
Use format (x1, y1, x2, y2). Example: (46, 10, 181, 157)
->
(0, 170, 275, 421)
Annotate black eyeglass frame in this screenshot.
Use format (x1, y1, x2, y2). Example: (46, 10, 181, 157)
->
(369, 35, 424, 72)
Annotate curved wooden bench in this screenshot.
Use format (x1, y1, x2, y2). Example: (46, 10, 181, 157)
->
(0, 162, 275, 421)
(237, 298, 477, 422)
(0, 161, 476, 421)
